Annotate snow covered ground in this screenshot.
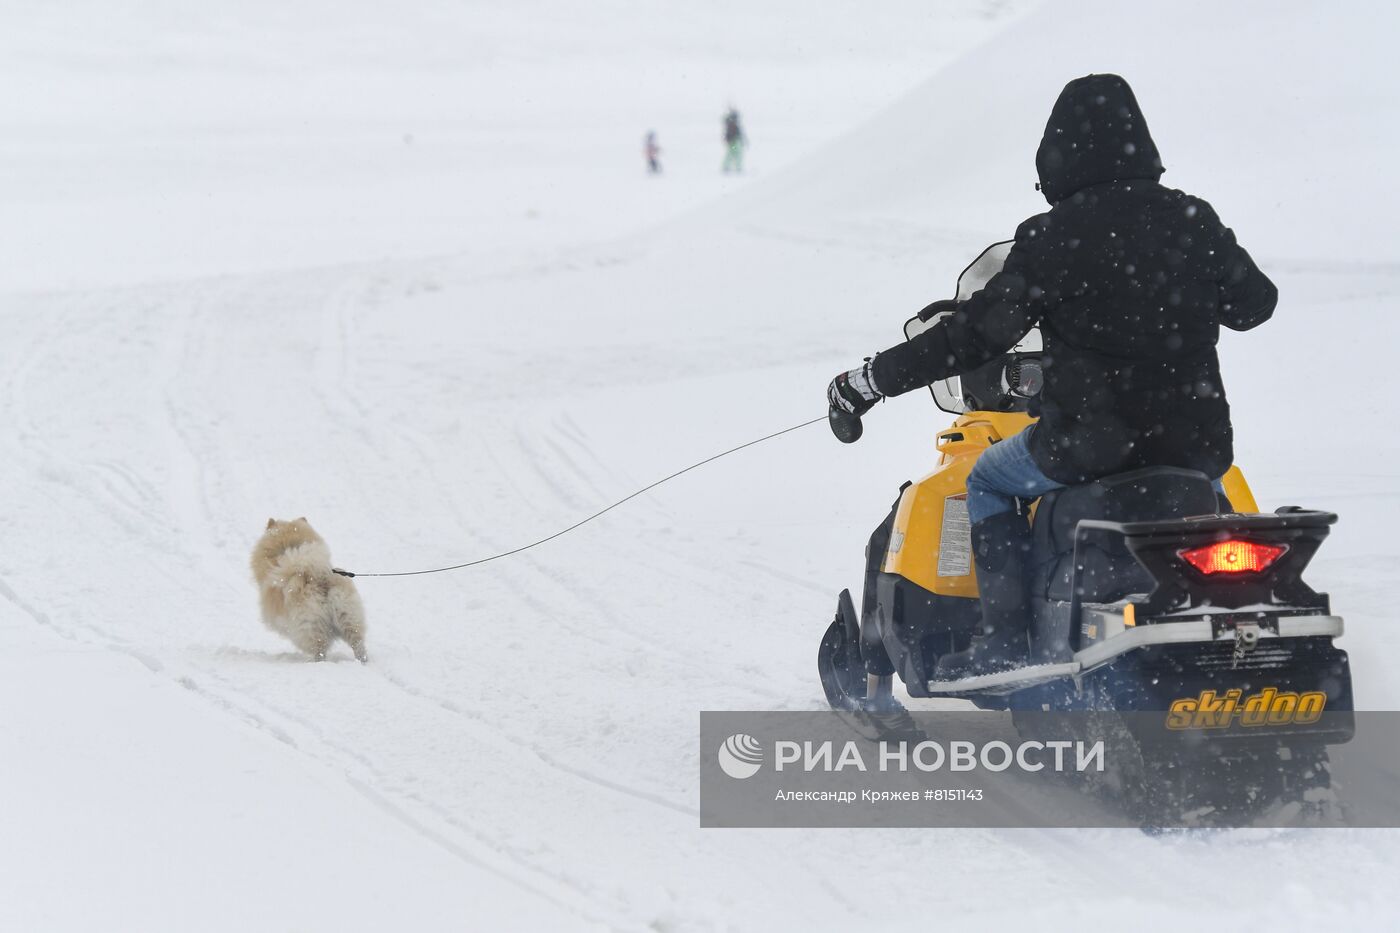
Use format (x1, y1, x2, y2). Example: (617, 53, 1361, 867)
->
(2, 0, 1398, 929)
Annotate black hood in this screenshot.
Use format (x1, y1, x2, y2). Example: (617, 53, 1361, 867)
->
(1035, 74, 1163, 204)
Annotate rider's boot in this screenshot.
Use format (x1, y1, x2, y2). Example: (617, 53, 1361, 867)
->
(934, 510, 1031, 680)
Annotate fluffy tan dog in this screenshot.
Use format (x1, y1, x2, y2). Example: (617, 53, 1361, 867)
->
(251, 517, 367, 662)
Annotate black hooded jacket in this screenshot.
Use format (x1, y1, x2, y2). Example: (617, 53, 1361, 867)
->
(870, 74, 1277, 485)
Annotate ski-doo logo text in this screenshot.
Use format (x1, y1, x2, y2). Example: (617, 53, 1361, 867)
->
(1165, 688, 1326, 730)
(717, 734, 764, 779)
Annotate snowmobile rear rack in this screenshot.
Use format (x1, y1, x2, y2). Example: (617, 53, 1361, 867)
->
(923, 613, 1343, 696)
(1066, 507, 1337, 633)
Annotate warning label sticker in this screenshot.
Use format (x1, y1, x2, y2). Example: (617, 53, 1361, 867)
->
(937, 494, 972, 577)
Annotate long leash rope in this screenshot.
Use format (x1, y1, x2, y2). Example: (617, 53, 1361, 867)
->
(333, 414, 825, 579)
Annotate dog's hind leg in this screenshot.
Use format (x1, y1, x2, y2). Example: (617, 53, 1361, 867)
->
(328, 581, 369, 664)
(302, 629, 331, 662)
(337, 616, 368, 664)
(284, 614, 332, 661)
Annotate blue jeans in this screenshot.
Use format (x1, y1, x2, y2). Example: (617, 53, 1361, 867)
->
(965, 428, 1064, 525)
(965, 427, 1226, 525)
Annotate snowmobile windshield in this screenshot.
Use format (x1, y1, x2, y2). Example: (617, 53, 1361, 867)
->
(956, 240, 1014, 301)
(904, 241, 1042, 415)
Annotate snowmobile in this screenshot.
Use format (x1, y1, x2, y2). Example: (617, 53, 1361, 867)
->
(818, 243, 1353, 808)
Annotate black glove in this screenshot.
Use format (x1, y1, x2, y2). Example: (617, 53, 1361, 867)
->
(827, 359, 882, 417)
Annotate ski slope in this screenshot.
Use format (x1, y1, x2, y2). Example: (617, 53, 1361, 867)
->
(2, 1, 1398, 930)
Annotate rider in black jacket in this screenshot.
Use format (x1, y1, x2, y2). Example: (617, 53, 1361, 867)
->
(828, 74, 1278, 678)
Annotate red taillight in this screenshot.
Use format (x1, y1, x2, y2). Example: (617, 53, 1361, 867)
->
(1178, 539, 1287, 575)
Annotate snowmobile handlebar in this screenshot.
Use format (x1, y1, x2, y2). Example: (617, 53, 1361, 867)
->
(828, 406, 863, 443)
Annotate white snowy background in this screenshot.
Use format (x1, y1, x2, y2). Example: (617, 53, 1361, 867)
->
(2, 0, 1398, 929)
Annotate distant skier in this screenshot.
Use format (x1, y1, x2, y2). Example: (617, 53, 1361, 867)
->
(644, 131, 662, 174)
(721, 108, 746, 173)
(827, 74, 1278, 679)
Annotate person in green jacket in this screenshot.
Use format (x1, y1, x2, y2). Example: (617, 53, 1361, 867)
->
(722, 108, 746, 173)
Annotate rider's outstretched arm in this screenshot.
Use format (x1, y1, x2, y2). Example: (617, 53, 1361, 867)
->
(870, 233, 1047, 397)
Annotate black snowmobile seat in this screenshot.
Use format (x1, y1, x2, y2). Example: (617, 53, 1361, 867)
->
(1030, 467, 1218, 604)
